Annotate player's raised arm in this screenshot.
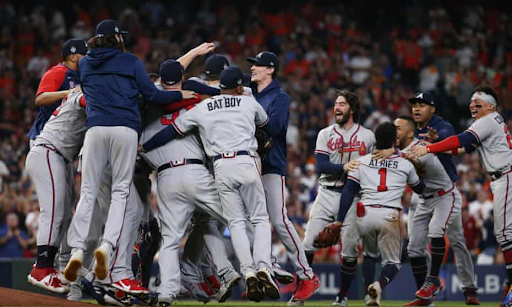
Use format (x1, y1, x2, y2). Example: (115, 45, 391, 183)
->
(177, 42, 216, 70)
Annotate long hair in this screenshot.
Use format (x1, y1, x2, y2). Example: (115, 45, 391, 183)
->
(336, 90, 360, 123)
(87, 35, 125, 52)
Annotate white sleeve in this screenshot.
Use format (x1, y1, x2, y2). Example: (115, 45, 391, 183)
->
(314, 129, 329, 155)
(254, 101, 269, 127)
(347, 166, 361, 184)
(173, 105, 199, 135)
(366, 131, 376, 153)
(467, 115, 494, 144)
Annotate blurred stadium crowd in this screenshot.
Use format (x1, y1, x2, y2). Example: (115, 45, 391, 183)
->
(0, 0, 511, 269)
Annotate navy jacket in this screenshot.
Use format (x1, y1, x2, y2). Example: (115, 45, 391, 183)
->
(252, 80, 290, 176)
(79, 48, 182, 134)
(415, 115, 459, 182)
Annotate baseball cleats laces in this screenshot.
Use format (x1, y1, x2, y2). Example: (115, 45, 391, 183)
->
(246, 272, 264, 302)
(272, 262, 294, 284)
(332, 295, 348, 306)
(218, 271, 241, 302)
(112, 278, 150, 294)
(289, 273, 320, 304)
(182, 280, 210, 302)
(367, 281, 382, 306)
(64, 249, 84, 282)
(416, 276, 441, 300)
(256, 267, 280, 299)
(404, 298, 435, 306)
(94, 243, 111, 280)
(27, 266, 69, 293)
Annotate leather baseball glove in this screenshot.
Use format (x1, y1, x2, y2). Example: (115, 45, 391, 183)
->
(313, 221, 342, 248)
(255, 128, 273, 160)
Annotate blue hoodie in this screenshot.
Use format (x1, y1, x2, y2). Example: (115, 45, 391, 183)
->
(79, 48, 182, 134)
(252, 80, 290, 176)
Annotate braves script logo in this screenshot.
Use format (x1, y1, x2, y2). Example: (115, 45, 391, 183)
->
(328, 136, 367, 155)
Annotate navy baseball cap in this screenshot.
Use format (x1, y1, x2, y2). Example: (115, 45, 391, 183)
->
(408, 92, 435, 106)
(95, 19, 128, 37)
(219, 66, 244, 89)
(61, 39, 88, 58)
(247, 51, 279, 71)
(205, 54, 229, 76)
(159, 59, 184, 86)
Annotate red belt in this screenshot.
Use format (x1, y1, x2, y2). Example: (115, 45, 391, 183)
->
(424, 184, 455, 199)
(365, 204, 402, 211)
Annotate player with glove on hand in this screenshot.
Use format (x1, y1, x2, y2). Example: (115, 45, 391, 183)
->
(317, 122, 425, 307)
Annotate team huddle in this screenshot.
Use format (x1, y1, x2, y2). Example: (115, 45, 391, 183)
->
(23, 18, 512, 307)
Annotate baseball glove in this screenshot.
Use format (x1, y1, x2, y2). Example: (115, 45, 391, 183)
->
(313, 222, 342, 248)
(255, 128, 273, 160)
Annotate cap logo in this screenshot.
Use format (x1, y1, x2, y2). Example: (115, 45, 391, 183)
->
(270, 61, 274, 66)
(256, 52, 263, 59)
(237, 79, 242, 85)
(84, 42, 88, 48)
(115, 26, 119, 33)
(70, 46, 76, 53)
(223, 64, 228, 69)
(416, 93, 423, 99)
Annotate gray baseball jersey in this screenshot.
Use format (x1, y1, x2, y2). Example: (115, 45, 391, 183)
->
(173, 94, 268, 156)
(34, 91, 87, 162)
(467, 111, 512, 173)
(315, 124, 375, 188)
(348, 153, 420, 209)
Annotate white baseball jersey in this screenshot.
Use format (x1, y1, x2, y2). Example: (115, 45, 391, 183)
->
(403, 138, 452, 195)
(34, 91, 87, 162)
(467, 111, 512, 173)
(172, 94, 269, 157)
(140, 106, 206, 169)
(348, 153, 421, 209)
(314, 123, 375, 187)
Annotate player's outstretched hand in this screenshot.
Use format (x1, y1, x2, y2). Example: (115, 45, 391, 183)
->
(418, 126, 439, 142)
(410, 144, 428, 158)
(372, 148, 395, 161)
(313, 221, 342, 248)
(181, 90, 197, 100)
(343, 160, 360, 173)
(193, 42, 216, 56)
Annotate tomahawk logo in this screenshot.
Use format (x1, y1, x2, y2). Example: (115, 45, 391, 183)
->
(416, 93, 424, 99)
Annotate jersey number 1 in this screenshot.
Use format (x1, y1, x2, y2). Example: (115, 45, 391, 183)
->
(377, 168, 388, 192)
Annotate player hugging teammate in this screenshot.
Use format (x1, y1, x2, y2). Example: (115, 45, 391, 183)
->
(25, 15, 512, 307)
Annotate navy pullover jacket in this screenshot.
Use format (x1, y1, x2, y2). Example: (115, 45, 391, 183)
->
(79, 48, 182, 134)
(252, 79, 290, 176)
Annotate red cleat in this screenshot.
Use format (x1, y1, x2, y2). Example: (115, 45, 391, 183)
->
(200, 282, 216, 297)
(415, 277, 441, 300)
(290, 274, 321, 301)
(112, 278, 150, 294)
(27, 266, 69, 294)
(464, 290, 480, 305)
(403, 298, 434, 306)
(205, 275, 221, 292)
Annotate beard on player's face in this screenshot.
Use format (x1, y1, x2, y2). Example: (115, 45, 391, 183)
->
(335, 110, 350, 125)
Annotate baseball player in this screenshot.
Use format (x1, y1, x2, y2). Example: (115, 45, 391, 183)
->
(402, 92, 479, 305)
(138, 59, 240, 305)
(28, 39, 87, 147)
(411, 86, 512, 307)
(141, 66, 280, 303)
(394, 115, 477, 306)
(248, 51, 319, 304)
(64, 19, 194, 283)
(302, 90, 375, 307)
(26, 90, 86, 293)
(318, 122, 425, 307)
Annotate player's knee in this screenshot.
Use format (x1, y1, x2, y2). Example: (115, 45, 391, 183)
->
(407, 245, 425, 258)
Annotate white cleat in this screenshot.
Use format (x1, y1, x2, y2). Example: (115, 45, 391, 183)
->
(64, 249, 84, 282)
(332, 295, 348, 306)
(367, 281, 382, 306)
(218, 271, 241, 302)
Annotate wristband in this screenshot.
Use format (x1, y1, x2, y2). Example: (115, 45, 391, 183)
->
(426, 146, 432, 153)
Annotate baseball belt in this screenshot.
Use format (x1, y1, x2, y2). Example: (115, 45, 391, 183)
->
(323, 185, 344, 192)
(365, 204, 402, 212)
(212, 150, 254, 161)
(36, 144, 70, 164)
(488, 165, 512, 181)
(157, 159, 204, 173)
(424, 184, 455, 199)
